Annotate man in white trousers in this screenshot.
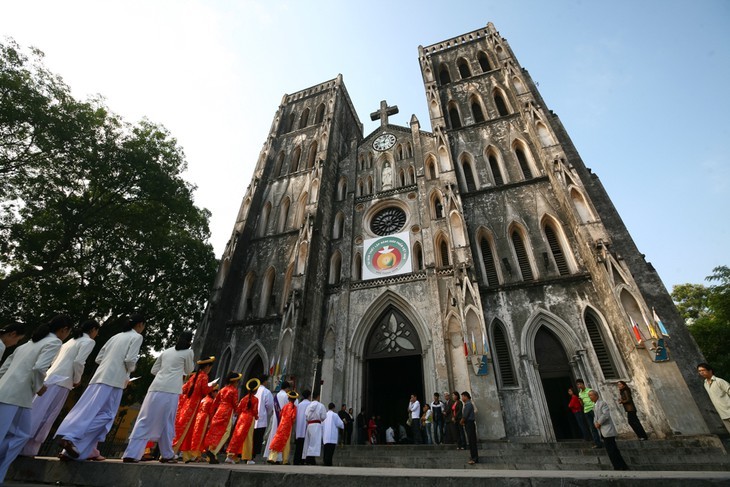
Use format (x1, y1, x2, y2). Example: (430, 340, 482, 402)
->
(22, 320, 100, 456)
(55, 314, 145, 460)
(302, 391, 326, 465)
(252, 374, 273, 463)
(122, 331, 194, 463)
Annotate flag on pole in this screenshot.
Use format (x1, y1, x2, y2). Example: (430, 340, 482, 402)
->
(274, 357, 281, 376)
(482, 332, 489, 355)
(281, 357, 288, 376)
(463, 335, 469, 357)
(269, 355, 276, 375)
(631, 320, 643, 343)
(653, 308, 670, 337)
(470, 331, 477, 355)
(645, 318, 659, 339)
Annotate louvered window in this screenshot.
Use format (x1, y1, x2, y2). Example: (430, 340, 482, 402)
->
(585, 312, 618, 379)
(493, 322, 517, 386)
(439, 240, 450, 267)
(480, 237, 499, 286)
(515, 147, 533, 179)
(511, 231, 534, 281)
(544, 225, 570, 276)
(462, 161, 476, 192)
(488, 155, 504, 186)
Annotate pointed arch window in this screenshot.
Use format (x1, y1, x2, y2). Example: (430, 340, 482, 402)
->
(299, 108, 310, 129)
(585, 310, 619, 379)
(439, 63, 451, 85)
(332, 211, 344, 239)
(258, 202, 271, 237)
(448, 103, 462, 129)
(494, 91, 510, 117)
(492, 320, 517, 387)
(487, 152, 505, 186)
(236, 272, 256, 320)
(278, 197, 290, 233)
(571, 189, 593, 223)
(512, 77, 526, 94)
(510, 229, 534, 281)
(273, 151, 286, 178)
(437, 236, 451, 267)
(413, 242, 424, 271)
(460, 157, 477, 192)
(479, 233, 499, 286)
(514, 143, 534, 179)
(477, 51, 491, 72)
(426, 157, 438, 180)
(315, 103, 326, 124)
(329, 251, 342, 285)
(471, 98, 485, 123)
(353, 253, 362, 281)
(543, 222, 570, 276)
(396, 144, 403, 160)
(537, 123, 554, 147)
(337, 178, 347, 201)
(408, 166, 415, 185)
(307, 141, 318, 169)
(289, 147, 302, 173)
(258, 267, 276, 317)
(398, 169, 406, 187)
(457, 58, 471, 79)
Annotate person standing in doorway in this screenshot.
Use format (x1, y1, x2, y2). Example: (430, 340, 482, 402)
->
(567, 387, 590, 441)
(345, 407, 354, 445)
(56, 314, 145, 461)
(408, 394, 422, 444)
(576, 379, 603, 448)
(322, 402, 344, 466)
(356, 409, 367, 445)
(460, 391, 478, 465)
(616, 381, 648, 440)
(697, 363, 730, 434)
(590, 390, 629, 470)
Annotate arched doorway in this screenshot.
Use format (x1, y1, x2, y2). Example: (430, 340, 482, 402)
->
(243, 355, 264, 383)
(534, 326, 580, 440)
(363, 307, 424, 437)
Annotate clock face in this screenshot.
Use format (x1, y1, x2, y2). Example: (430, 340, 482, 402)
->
(372, 133, 396, 151)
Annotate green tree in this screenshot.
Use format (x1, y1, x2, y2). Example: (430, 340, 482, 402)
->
(0, 39, 218, 353)
(672, 266, 730, 379)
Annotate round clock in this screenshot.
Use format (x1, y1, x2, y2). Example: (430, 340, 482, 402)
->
(372, 133, 396, 151)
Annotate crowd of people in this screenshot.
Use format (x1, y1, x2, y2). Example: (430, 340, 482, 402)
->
(2, 315, 730, 478)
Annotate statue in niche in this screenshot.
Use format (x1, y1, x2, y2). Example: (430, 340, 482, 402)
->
(382, 161, 393, 191)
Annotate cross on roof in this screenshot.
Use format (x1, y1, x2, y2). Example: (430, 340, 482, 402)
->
(370, 100, 399, 127)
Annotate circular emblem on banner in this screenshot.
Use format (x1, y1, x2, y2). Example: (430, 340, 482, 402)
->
(365, 235, 410, 276)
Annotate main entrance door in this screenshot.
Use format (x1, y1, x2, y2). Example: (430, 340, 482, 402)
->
(363, 307, 424, 436)
(535, 326, 581, 440)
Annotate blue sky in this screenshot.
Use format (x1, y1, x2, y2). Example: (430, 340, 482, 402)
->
(1, 0, 728, 290)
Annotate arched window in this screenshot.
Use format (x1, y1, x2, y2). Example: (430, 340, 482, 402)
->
(439, 63, 451, 85)
(277, 197, 290, 233)
(281, 264, 294, 312)
(488, 152, 505, 186)
(457, 58, 471, 79)
(299, 108, 310, 129)
(437, 235, 451, 267)
(449, 212, 466, 247)
(471, 98, 485, 123)
(286, 112, 296, 133)
(426, 156, 438, 180)
(337, 178, 347, 201)
(543, 220, 571, 276)
(258, 267, 276, 317)
(398, 169, 406, 187)
(295, 192, 308, 228)
(431, 191, 444, 219)
(289, 146, 302, 173)
(310, 180, 319, 203)
(571, 188, 593, 223)
(273, 151, 286, 178)
(307, 141, 318, 169)
(494, 91, 510, 117)
(492, 320, 517, 387)
(356, 179, 363, 197)
(585, 309, 619, 379)
(332, 211, 344, 239)
(408, 166, 415, 185)
(396, 144, 403, 160)
(448, 102, 462, 129)
(366, 176, 373, 195)
(438, 145, 451, 172)
(510, 228, 534, 281)
(315, 103, 326, 124)
(537, 123, 554, 147)
(512, 76, 526, 94)
(460, 155, 477, 192)
(236, 272, 256, 320)
(514, 142, 534, 179)
(329, 251, 342, 285)
(479, 233, 500, 286)
(405, 143, 413, 158)
(296, 242, 308, 274)
(477, 51, 491, 72)
(258, 202, 271, 237)
(353, 253, 362, 281)
(413, 242, 423, 270)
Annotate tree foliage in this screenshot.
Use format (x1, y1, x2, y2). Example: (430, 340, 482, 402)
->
(672, 266, 730, 379)
(0, 39, 218, 353)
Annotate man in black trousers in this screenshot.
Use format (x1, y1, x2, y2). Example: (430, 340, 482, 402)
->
(460, 391, 478, 465)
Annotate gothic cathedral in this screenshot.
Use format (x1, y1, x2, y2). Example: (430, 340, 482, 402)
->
(195, 23, 723, 441)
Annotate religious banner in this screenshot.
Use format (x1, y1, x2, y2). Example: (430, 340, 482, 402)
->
(470, 355, 489, 376)
(362, 231, 412, 280)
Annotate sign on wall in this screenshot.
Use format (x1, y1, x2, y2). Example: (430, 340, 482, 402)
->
(362, 231, 412, 280)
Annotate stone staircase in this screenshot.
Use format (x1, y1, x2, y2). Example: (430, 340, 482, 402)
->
(334, 436, 730, 471)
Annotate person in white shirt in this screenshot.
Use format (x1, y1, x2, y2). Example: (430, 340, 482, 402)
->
(0, 315, 72, 484)
(252, 375, 274, 462)
(55, 313, 145, 461)
(385, 425, 395, 445)
(293, 389, 311, 465)
(22, 320, 100, 457)
(302, 392, 327, 465)
(263, 380, 291, 463)
(122, 331, 194, 463)
(322, 402, 344, 466)
(0, 323, 26, 365)
(408, 393, 422, 444)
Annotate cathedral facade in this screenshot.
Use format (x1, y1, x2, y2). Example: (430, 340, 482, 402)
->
(195, 23, 723, 441)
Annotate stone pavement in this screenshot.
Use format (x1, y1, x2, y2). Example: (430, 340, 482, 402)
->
(6, 456, 730, 487)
